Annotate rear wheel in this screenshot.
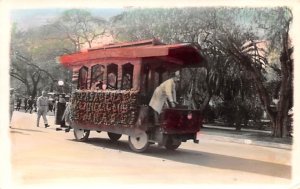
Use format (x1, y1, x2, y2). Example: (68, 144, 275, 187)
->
(74, 128, 90, 142)
(128, 130, 149, 153)
(164, 137, 181, 150)
(107, 132, 122, 142)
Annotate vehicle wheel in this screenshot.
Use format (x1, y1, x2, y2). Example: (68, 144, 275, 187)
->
(165, 137, 181, 150)
(128, 131, 149, 153)
(107, 132, 122, 142)
(73, 128, 90, 142)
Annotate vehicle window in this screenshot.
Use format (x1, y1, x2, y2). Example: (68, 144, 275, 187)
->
(141, 65, 150, 93)
(140, 65, 151, 104)
(90, 64, 105, 89)
(107, 63, 118, 89)
(78, 66, 88, 90)
(121, 63, 134, 90)
(155, 66, 166, 85)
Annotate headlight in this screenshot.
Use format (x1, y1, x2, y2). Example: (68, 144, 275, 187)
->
(187, 113, 192, 120)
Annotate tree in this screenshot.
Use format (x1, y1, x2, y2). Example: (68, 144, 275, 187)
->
(10, 23, 73, 97)
(10, 9, 108, 97)
(206, 8, 293, 137)
(47, 9, 108, 52)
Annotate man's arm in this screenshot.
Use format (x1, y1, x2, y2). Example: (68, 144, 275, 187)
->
(166, 80, 176, 107)
(36, 97, 40, 108)
(172, 81, 177, 104)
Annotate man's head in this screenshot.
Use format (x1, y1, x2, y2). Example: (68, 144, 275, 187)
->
(42, 91, 47, 97)
(173, 71, 180, 82)
(10, 88, 14, 94)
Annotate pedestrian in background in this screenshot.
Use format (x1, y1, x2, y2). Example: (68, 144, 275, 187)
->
(55, 95, 67, 127)
(24, 97, 28, 111)
(16, 97, 22, 111)
(53, 96, 58, 114)
(26, 96, 34, 114)
(36, 91, 50, 128)
(9, 88, 15, 127)
(48, 98, 54, 112)
(33, 97, 37, 112)
(62, 97, 72, 132)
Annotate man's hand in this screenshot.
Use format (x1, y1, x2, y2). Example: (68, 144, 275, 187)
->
(170, 102, 176, 108)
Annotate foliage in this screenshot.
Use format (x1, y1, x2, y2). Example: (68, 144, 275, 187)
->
(10, 9, 108, 97)
(46, 9, 108, 52)
(10, 20, 73, 97)
(110, 7, 293, 137)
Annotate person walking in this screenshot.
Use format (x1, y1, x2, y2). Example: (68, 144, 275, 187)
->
(36, 91, 50, 128)
(16, 97, 22, 111)
(9, 88, 15, 127)
(24, 97, 28, 111)
(33, 97, 37, 112)
(55, 95, 67, 127)
(26, 96, 34, 114)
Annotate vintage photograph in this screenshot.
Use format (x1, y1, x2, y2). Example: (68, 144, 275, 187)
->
(1, 0, 299, 188)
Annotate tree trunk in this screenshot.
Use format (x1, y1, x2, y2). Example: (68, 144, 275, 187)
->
(272, 116, 282, 137)
(235, 121, 242, 131)
(26, 84, 31, 97)
(31, 86, 37, 99)
(271, 29, 293, 138)
(272, 111, 289, 137)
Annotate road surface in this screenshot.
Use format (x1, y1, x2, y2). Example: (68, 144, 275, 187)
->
(8, 111, 291, 187)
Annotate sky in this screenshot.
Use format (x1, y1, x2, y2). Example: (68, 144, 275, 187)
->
(10, 8, 124, 30)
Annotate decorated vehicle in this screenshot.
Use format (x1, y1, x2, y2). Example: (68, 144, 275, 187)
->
(58, 39, 205, 152)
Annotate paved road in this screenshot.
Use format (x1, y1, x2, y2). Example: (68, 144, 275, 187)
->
(8, 111, 291, 187)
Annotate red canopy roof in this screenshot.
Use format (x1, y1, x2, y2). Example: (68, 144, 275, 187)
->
(59, 39, 205, 67)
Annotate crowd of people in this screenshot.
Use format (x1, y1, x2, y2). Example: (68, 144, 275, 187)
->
(12, 94, 65, 114)
(9, 89, 69, 129)
(14, 96, 38, 113)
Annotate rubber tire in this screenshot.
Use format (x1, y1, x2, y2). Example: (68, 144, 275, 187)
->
(107, 132, 122, 142)
(165, 137, 181, 150)
(73, 128, 90, 142)
(128, 131, 149, 153)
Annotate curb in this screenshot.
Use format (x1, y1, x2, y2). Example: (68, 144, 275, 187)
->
(199, 133, 292, 150)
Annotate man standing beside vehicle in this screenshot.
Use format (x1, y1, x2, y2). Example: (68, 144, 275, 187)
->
(149, 71, 180, 124)
(37, 91, 50, 128)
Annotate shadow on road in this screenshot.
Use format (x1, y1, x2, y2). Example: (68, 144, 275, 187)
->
(10, 128, 46, 133)
(9, 130, 31, 135)
(72, 137, 291, 180)
(156, 149, 291, 180)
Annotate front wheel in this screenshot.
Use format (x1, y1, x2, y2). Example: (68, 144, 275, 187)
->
(74, 128, 90, 142)
(128, 130, 149, 153)
(107, 132, 122, 142)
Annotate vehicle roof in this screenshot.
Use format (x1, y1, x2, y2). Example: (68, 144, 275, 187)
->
(58, 38, 205, 67)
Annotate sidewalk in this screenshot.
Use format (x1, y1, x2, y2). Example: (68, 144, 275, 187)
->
(200, 124, 292, 150)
